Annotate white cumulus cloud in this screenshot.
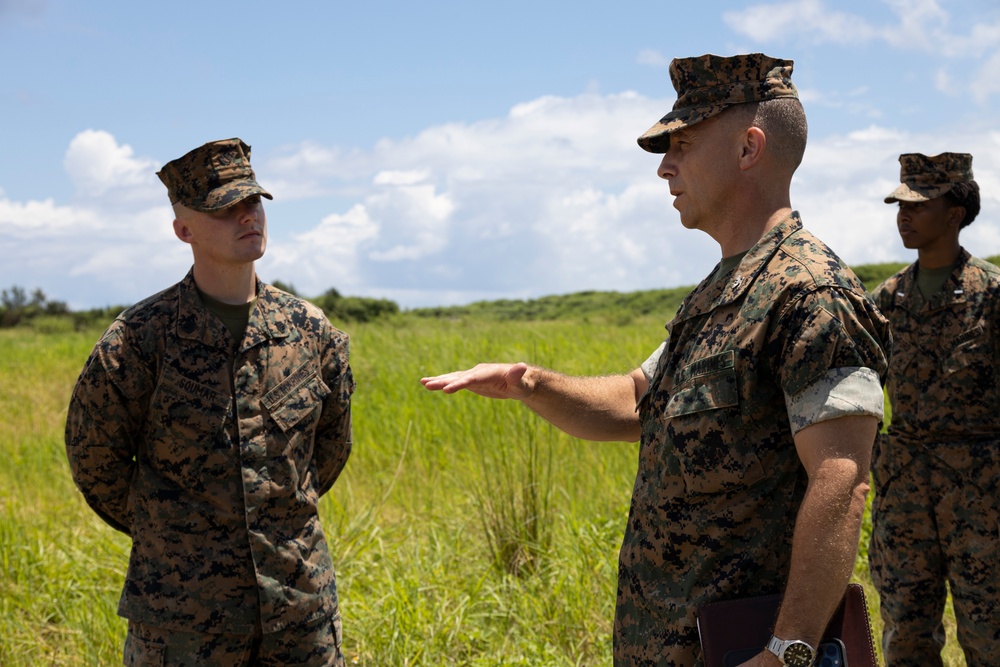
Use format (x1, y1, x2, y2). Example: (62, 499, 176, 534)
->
(723, 0, 878, 44)
(3, 90, 999, 311)
(63, 129, 161, 202)
(637, 49, 670, 68)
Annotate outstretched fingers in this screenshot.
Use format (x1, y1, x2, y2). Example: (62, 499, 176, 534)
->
(419, 370, 473, 393)
(420, 362, 531, 399)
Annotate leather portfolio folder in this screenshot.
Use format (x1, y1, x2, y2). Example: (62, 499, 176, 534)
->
(696, 583, 877, 667)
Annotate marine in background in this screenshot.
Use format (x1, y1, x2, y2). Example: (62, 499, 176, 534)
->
(870, 152, 1000, 667)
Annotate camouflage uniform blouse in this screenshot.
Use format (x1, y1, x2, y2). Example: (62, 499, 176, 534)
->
(615, 214, 890, 666)
(66, 271, 355, 634)
(871, 249, 1000, 484)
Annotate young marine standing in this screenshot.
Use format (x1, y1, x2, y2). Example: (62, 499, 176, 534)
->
(870, 152, 1000, 666)
(65, 139, 355, 666)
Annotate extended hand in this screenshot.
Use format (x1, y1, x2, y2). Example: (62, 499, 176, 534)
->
(420, 362, 533, 400)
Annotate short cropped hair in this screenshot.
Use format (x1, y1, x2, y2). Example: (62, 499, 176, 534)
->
(944, 181, 981, 229)
(727, 98, 808, 173)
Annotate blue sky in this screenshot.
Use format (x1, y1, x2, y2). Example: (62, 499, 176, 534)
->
(2, 0, 999, 310)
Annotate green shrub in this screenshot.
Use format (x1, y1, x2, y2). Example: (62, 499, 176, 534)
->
(0, 286, 69, 328)
(309, 288, 401, 323)
(849, 263, 909, 292)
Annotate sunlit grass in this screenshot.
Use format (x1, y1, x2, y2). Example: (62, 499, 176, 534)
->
(0, 318, 968, 666)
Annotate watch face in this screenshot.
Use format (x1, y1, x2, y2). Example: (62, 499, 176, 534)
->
(783, 641, 815, 667)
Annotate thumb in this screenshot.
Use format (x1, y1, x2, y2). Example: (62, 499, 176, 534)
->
(505, 362, 532, 396)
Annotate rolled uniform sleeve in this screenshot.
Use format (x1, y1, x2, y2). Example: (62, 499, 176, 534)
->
(641, 341, 667, 382)
(769, 286, 890, 434)
(65, 325, 152, 534)
(785, 367, 885, 435)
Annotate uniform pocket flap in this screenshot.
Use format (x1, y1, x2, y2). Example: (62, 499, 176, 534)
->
(665, 351, 739, 418)
(263, 363, 331, 432)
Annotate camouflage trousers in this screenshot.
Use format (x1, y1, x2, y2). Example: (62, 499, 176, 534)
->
(613, 606, 703, 667)
(870, 451, 1000, 667)
(122, 613, 344, 667)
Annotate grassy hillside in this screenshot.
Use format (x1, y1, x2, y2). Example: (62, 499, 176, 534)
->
(408, 259, 945, 322)
(411, 286, 695, 323)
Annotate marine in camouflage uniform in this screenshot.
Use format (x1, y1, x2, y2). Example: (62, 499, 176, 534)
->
(869, 153, 1000, 667)
(65, 139, 354, 666)
(621, 213, 889, 665)
(422, 54, 890, 667)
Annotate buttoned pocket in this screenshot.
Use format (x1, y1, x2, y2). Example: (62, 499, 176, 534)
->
(263, 364, 331, 433)
(149, 366, 230, 440)
(663, 353, 765, 496)
(941, 325, 985, 377)
(263, 362, 331, 489)
(145, 367, 232, 489)
(664, 367, 739, 417)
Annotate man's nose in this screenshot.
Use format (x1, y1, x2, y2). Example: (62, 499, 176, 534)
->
(238, 202, 257, 223)
(657, 153, 676, 180)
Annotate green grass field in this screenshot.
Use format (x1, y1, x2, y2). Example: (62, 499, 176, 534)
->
(0, 312, 968, 666)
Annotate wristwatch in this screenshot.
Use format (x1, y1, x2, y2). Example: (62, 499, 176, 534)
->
(766, 635, 816, 666)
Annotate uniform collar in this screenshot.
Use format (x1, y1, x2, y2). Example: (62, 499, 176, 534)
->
(175, 269, 292, 349)
(893, 247, 971, 313)
(668, 212, 802, 330)
(244, 282, 293, 351)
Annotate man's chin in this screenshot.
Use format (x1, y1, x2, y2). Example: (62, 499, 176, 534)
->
(678, 216, 699, 230)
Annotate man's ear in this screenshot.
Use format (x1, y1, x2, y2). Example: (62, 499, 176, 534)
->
(739, 126, 766, 170)
(173, 218, 193, 244)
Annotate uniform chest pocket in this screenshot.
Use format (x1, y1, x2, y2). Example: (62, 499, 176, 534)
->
(664, 366, 739, 417)
(146, 367, 232, 483)
(941, 325, 985, 377)
(263, 364, 331, 434)
(663, 354, 765, 496)
(151, 367, 231, 423)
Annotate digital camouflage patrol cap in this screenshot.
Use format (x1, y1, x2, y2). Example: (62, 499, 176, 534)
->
(157, 138, 273, 212)
(884, 152, 974, 203)
(637, 53, 799, 153)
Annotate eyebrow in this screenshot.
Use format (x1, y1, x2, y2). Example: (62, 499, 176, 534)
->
(672, 127, 693, 141)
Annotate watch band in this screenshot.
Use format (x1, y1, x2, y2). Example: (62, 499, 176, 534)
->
(766, 635, 816, 666)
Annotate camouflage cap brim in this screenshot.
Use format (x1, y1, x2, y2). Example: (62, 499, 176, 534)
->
(883, 182, 954, 204)
(193, 181, 273, 212)
(637, 104, 729, 153)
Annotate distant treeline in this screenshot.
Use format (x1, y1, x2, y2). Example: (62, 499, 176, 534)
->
(409, 286, 698, 323)
(1, 286, 72, 327)
(4, 257, 997, 331)
(274, 282, 400, 324)
(0, 281, 402, 331)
